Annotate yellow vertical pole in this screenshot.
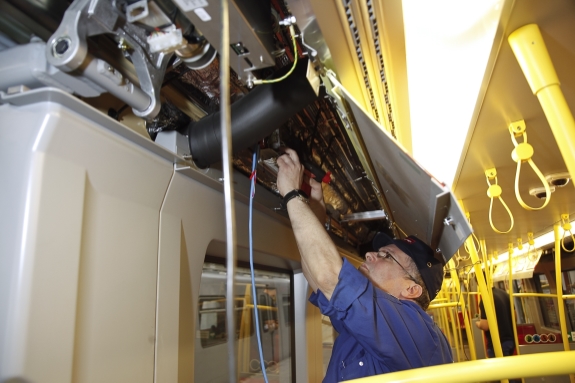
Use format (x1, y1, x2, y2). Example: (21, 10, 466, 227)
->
(440, 301, 453, 348)
(449, 305, 461, 362)
(508, 244, 521, 358)
(449, 283, 462, 362)
(448, 258, 477, 360)
(455, 307, 465, 361)
(509, 24, 575, 186)
(553, 224, 575, 383)
(451, 281, 463, 361)
(480, 240, 493, 301)
(467, 236, 504, 358)
(244, 285, 254, 373)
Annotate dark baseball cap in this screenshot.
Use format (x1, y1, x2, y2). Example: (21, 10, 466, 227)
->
(372, 232, 444, 301)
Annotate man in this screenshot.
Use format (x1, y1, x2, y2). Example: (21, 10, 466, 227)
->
(475, 286, 516, 358)
(259, 286, 278, 365)
(277, 149, 453, 382)
(259, 286, 277, 333)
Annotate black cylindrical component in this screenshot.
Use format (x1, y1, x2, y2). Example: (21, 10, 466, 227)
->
(188, 59, 317, 168)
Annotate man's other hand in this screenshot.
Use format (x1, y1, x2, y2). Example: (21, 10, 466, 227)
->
(276, 148, 304, 196)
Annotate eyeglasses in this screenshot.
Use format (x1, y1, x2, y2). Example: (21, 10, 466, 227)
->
(376, 250, 418, 283)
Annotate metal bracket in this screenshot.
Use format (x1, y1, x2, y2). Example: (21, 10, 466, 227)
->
(45, 0, 173, 119)
(341, 210, 388, 223)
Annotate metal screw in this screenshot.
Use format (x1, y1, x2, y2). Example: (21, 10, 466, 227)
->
(53, 37, 71, 57)
(118, 38, 129, 51)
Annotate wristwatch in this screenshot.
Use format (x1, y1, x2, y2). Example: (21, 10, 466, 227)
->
(281, 189, 309, 210)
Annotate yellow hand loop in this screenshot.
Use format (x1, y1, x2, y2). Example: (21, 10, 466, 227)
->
(509, 121, 552, 210)
(527, 243, 538, 261)
(527, 232, 538, 260)
(452, 253, 460, 268)
(485, 170, 514, 234)
(560, 214, 575, 252)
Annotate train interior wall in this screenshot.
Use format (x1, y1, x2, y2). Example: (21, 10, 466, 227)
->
(0, 93, 316, 382)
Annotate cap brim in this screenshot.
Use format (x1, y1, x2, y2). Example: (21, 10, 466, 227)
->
(372, 232, 394, 251)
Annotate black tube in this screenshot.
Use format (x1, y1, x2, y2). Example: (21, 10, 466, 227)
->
(187, 58, 317, 168)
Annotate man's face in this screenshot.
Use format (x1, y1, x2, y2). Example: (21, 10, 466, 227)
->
(359, 244, 414, 293)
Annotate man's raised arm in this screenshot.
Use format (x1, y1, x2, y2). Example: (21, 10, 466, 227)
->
(276, 149, 342, 299)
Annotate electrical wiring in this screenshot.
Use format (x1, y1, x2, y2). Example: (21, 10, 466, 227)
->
(252, 25, 298, 85)
(248, 147, 269, 383)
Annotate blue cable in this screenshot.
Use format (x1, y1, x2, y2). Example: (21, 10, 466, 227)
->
(249, 148, 269, 383)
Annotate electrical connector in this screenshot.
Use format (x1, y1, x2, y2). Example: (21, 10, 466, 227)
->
(147, 26, 186, 54)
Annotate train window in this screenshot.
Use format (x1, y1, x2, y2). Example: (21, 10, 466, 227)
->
(534, 274, 561, 330)
(560, 269, 575, 331)
(195, 262, 293, 383)
(511, 280, 527, 324)
(198, 295, 242, 347)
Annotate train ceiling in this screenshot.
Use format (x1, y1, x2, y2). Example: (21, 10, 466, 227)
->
(450, 0, 575, 255)
(303, 0, 575, 257)
(1, 0, 574, 259)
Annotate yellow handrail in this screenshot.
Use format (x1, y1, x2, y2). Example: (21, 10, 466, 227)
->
(508, 244, 521, 364)
(467, 236, 505, 359)
(508, 24, 575, 191)
(347, 351, 575, 382)
(513, 293, 558, 298)
(448, 258, 477, 360)
(427, 302, 459, 309)
(554, 224, 573, 355)
(447, 289, 461, 363)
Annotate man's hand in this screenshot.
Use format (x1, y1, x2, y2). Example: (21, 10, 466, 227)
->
(308, 177, 327, 223)
(276, 148, 304, 196)
(476, 319, 489, 331)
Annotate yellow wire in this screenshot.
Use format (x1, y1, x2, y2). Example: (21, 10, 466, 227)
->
(252, 25, 298, 85)
(393, 222, 408, 238)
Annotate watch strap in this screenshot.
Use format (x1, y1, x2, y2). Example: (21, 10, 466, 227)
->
(281, 189, 309, 209)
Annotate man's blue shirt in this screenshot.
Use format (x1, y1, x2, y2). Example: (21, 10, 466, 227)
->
(309, 258, 453, 382)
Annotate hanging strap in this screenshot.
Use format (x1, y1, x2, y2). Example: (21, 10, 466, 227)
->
(485, 169, 514, 234)
(509, 120, 552, 210)
(561, 214, 575, 252)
